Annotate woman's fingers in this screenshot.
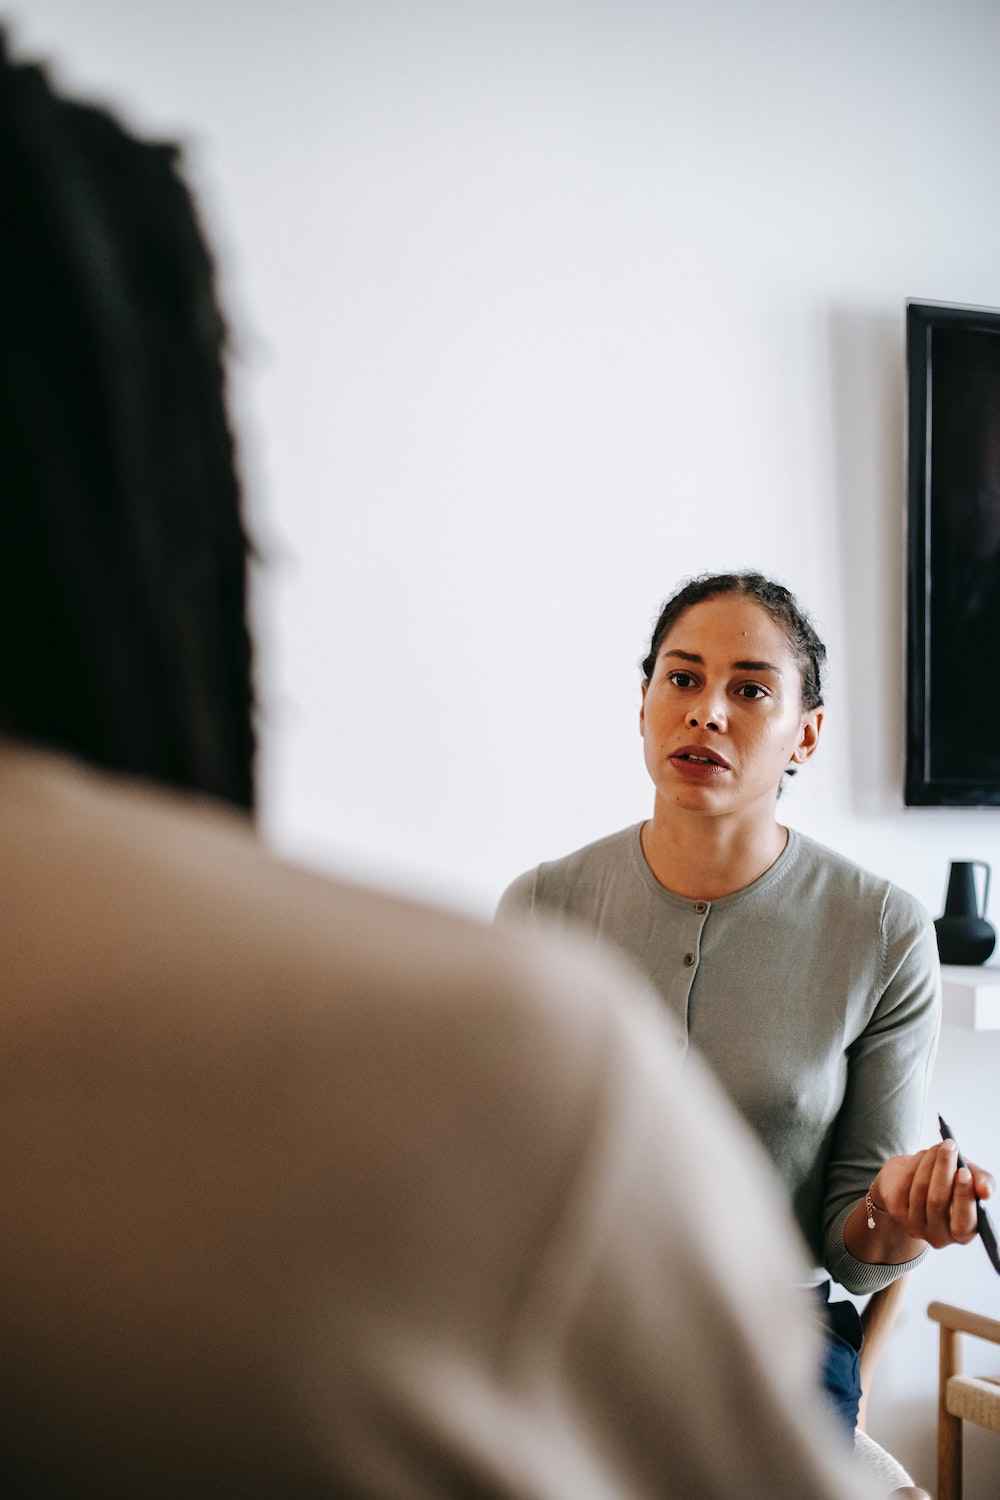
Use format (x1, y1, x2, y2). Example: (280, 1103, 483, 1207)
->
(884, 1142, 977, 1247)
(907, 1140, 953, 1244)
(929, 1140, 964, 1235)
(876, 1145, 996, 1247)
(968, 1159, 996, 1201)
(949, 1166, 979, 1243)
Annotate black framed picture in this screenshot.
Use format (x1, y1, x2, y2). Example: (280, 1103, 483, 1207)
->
(905, 299, 1000, 806)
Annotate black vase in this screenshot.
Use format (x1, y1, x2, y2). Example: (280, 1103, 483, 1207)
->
(934, 860, 996, 966)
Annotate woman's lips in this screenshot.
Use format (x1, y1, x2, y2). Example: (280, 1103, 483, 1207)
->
(669, 746, 731, 777)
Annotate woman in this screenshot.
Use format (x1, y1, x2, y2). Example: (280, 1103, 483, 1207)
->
(498, 571, 992, 1432)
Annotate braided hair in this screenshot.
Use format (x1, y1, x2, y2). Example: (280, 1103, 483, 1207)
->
(0, 36, 255, 808)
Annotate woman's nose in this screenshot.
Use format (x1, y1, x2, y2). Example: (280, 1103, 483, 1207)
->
(688, 693, 726, 732)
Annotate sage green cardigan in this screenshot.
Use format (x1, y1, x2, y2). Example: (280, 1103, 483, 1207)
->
(497, 824, 941, 1293)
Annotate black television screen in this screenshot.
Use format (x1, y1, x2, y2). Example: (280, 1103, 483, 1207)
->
(905, 298, 1000, 806)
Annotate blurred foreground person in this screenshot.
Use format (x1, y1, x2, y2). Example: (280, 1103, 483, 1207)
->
(0, 37, 879, 1499)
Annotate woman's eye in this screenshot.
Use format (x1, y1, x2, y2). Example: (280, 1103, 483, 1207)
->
(738, 683, 767, 700)
(668, 671, 696, 688)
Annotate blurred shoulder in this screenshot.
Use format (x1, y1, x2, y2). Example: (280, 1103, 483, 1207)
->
(0, 744, 652, 1117)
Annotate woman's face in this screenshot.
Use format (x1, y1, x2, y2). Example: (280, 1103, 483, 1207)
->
(639, 594, 822, 822)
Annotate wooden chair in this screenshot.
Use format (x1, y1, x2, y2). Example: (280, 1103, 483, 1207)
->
(927, 1299, 1000, 1500)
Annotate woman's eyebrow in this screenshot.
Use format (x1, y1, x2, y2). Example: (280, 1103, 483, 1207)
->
(662, 649, 782, 675)
(733, 659, 782, 674)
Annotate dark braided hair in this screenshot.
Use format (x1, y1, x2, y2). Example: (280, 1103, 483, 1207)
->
(641, 572, 826, 711)
(0, 36, 256, 809)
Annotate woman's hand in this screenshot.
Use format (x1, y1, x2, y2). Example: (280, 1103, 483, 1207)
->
(845, 1139, 995, 1264)
(874, 1140, 994, 1248)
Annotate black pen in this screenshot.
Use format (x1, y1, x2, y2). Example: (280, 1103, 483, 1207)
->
(938, 1114, 1000, 1276)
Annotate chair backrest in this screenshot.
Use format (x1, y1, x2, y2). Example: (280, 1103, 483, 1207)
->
(857, 1273, 911, 1433)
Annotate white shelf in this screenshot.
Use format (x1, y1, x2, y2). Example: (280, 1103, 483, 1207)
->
(941, 964, 1000, 1030)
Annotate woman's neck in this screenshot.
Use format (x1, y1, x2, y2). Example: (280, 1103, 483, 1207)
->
(640, 804, 788, 901)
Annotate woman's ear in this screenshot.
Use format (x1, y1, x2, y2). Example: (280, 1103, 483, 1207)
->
(791, 710, 823, 764)
(639, 679, 647, 736)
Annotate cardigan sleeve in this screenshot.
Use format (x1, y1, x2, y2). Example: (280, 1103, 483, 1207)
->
(821, 891, 941, 1293)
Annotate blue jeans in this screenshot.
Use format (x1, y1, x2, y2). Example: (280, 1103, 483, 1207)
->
(814, 1283, 863, 1434)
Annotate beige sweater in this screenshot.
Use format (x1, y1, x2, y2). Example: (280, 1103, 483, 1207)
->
(0, 746, 878, 1498)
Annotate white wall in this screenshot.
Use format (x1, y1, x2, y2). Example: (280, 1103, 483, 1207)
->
(8, 2, 1000, 1491)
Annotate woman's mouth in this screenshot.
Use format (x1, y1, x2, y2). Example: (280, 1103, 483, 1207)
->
(670, 746, 731, 776)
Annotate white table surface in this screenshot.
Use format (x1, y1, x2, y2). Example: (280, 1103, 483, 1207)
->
(940, 962, 1000, 1030)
